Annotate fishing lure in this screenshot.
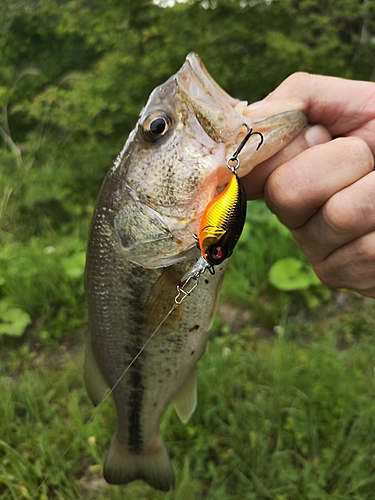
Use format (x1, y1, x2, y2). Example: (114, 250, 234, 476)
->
(198, 124, 263, 267)
(178, 124, 263, 293)
(198, 165, 247, 267)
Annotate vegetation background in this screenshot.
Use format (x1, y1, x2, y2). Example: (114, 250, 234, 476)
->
(1, 0, 375, 498)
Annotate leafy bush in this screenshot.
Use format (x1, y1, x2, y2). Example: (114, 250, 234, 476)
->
(0, 234, 86, 343)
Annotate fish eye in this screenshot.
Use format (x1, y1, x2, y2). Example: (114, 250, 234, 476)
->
(142, 111, 173, 142)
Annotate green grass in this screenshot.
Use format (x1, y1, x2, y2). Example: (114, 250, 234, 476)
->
(2, 300, 375, 499)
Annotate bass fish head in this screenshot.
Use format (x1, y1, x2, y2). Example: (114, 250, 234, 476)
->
(99, 53, 306, 268)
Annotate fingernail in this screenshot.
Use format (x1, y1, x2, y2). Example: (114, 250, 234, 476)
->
(304, 124, 331, 147)
(244, 100, 265, 113)
(244, 98, 304, 117)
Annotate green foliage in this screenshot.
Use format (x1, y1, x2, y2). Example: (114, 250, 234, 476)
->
(269, 257, 320, 292)
(1, 0, 374, 339)
(0, 233, 86, 342)
(0, 300, 31, 336)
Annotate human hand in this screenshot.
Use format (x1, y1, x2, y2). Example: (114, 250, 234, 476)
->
(242, 73, 375, 297)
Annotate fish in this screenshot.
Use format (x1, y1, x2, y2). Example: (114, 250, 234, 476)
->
(85, 53, 307, 492)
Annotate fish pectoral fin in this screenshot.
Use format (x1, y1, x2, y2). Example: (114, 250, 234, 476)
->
(114, 201, 172, 251)
(171, 368, 197, 424)
(104, 433, 175, 492)
(84, 337, 110, 406)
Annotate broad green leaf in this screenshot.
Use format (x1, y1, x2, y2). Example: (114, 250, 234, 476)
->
(0, 302, 32, 337)
(268, 258, 311, 291)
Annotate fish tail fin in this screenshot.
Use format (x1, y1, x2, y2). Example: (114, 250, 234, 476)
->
(103, 433, 175, 492)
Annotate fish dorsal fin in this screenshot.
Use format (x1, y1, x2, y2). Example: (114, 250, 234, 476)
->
(172, 368, 197, 424)
(84, 337, 110, 406)
(143, 267, 184, 335)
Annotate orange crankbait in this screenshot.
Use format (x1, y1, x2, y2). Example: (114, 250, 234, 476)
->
(179, 124, 263, 289)
(198, 170, 246, 266)
(197, 124, 263, 268)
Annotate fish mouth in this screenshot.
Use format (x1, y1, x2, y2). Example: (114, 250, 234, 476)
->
(183, 53, 240, 110)
(176, 53, 245, 145)
(177, 54, 307, 184)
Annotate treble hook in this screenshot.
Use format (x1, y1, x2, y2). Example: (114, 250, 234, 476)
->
(227, 124, 264, 172)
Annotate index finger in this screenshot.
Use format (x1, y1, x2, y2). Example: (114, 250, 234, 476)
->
(245, 72, 375, 141)
(264, 136, 374, 229)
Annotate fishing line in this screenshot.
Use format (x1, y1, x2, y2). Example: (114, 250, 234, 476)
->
(101, 272, 200, 404)
(34, 276, 197, 498)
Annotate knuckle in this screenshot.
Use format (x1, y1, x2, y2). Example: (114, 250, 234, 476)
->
(355, 235, 375, 261)
(266, 165, 304, 213)
(282, 72, 312, 88)
(344, 136, 374, 171)
(313, 234, 375, 293)
(323, 194, 357, 235)
(267, 72, 312, 102)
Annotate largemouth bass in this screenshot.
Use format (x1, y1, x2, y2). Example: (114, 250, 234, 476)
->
(85, 53, 307, 491)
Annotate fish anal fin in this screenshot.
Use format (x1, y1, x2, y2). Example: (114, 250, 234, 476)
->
(84, 337, 110, 406)
(172, 368, 197, 424)
(104, 433, 175, 492)
(143, 267, 184, 334)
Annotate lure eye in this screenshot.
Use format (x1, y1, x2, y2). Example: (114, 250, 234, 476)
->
(142, 111, 173, 142)
(211, 246, 224, 260)
(207, 245, 227, 264)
